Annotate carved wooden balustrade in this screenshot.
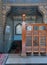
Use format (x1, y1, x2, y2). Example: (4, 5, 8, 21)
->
(22, 23, 47, 56)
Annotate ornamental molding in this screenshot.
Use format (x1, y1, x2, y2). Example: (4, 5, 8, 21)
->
(2, 5, 11, 15)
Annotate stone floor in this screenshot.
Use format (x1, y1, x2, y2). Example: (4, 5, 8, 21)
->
(6, 54, 47, 65)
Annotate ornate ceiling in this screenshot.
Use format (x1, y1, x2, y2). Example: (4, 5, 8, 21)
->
(8, 6, 42, 16)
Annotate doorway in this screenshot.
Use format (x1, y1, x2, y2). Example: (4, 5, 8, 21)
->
(4, 6, 43, 54)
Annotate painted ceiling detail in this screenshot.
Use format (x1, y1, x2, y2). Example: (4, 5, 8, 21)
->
(9, 6, 42, 16)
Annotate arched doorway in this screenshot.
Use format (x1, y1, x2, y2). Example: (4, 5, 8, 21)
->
(4, 6, 44, 54)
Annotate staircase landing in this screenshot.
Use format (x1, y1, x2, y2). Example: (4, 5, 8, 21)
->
(6, 54, 47, 65)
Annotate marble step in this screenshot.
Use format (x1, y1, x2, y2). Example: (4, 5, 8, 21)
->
(6, 54, 47, 65)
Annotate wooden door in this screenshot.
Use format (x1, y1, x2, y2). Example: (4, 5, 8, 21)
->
(22, 23, 47, 56)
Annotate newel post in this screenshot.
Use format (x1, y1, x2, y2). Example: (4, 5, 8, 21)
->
(21, 14, 26, 56)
